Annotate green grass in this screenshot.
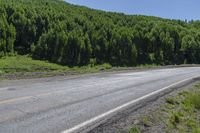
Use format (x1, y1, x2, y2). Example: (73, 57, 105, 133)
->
(129, 82, 200, 133)
(161, 83, 200, 133)
(0, 55, 70, 74)
(0, 55, 113, 77)
(129, 126, 141, 133)
(0, 55, 160, 79)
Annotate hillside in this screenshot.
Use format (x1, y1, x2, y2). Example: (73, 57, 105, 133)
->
(0, 0, 200, 67)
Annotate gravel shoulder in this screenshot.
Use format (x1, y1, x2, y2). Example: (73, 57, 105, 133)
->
(89, 81, 200, 133)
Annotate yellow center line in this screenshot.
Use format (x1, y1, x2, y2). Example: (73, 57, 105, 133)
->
(0, 96, 33, 105)
(0, 90, 69, 105)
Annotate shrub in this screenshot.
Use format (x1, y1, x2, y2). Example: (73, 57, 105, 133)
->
(129, 126, 141, 133)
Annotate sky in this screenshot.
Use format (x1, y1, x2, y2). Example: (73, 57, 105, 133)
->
(65, 0, 200, 20)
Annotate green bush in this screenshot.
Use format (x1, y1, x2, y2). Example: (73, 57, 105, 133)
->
(101, 63, 112, 70)
(129, 127, 141, 133)
(188, 94, 200, 109)
(166, 97, 176, 105)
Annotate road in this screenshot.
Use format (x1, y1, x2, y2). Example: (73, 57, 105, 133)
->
(0, 67, 200, 133)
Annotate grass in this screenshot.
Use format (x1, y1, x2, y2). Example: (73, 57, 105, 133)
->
(0, 55, 161, 79)
(163, 84, 200, 133)
(129, 82, 200, 133)
(165, 89, 200, 133)
(0, 55, 70, 74)
(141, 115, 153, 127)
(0, 55, 112, 78)
(129, 126, 141, 133)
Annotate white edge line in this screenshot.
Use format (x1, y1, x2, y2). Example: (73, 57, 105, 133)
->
(62, 76, 198, 133)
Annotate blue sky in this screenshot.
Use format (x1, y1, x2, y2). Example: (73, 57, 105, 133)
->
(65, 0, 199, 20)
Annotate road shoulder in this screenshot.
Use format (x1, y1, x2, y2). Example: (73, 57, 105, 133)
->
(89, 81, 200, 133)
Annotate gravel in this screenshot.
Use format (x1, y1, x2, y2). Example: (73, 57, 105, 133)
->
(89, 82, 198, 133)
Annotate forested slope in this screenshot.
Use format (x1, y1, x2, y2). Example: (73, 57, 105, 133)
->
(0, 0, 200, 67)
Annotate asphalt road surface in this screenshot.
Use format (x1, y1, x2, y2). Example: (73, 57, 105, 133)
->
(0, 67, 200, 133)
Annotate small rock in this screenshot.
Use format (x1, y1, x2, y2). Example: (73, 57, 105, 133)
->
(134, 119, 140, 125)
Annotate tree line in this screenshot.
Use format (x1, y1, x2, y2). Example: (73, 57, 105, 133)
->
(0, 0, 200, 66)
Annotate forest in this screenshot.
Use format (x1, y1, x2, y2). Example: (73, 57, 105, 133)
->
(0, 0, 200, 67)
